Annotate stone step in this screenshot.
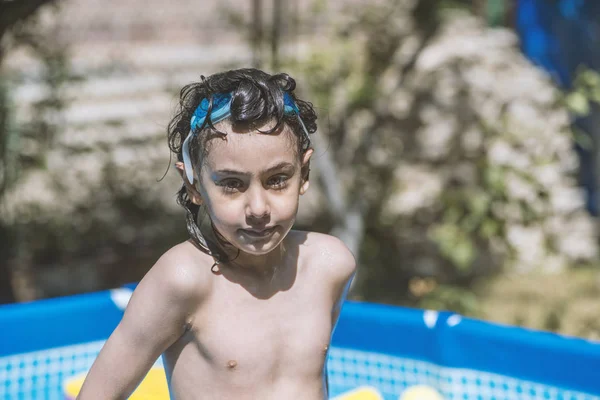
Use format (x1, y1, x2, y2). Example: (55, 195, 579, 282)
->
(6, 42, 252, 85)
(13, 70, 202, 105)
(65, 93, 173, 126)
(14, 92, 172, 126)
(59, 119, 167, 149)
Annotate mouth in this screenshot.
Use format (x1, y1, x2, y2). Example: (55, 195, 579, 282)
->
(239, 226, 277, 238)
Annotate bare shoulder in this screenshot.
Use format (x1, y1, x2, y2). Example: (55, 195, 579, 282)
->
(77, 241, 215, 398)
(133, 240, 214, 311)
(291, 231, 357, 283)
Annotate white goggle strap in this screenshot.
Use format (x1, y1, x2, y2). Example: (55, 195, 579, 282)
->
(284, 104, 311, 145)
(181, 132, 195, 185)
(296, 114, 311, 144)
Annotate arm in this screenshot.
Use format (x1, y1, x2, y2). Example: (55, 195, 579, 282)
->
(320, 235, 357, 395)
(77, 249, 207, 400)
(328, 237, 357, 328)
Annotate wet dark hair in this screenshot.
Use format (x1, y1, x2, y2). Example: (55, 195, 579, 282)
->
(167, 68, 317, 267)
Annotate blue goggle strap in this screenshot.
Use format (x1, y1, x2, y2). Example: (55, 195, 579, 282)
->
(181, 93, 310, 185)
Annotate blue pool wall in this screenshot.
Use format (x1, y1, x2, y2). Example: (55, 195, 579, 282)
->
(1, 284, 600, 400)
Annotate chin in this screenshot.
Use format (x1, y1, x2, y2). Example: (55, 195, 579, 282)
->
(217, 223, 294, 256)
(237, 236, 284, 255)
(233, 228, 290, 255)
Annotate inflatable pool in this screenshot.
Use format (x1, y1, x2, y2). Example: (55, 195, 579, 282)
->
(1, 284, 599, 400)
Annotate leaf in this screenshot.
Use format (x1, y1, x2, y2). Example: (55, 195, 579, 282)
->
(451, 238, 476, 271)
(572, 127, 594, 151)
(480, 218, 499, 238)
(484, 166, 505, 193)
(429, 224, 476, 271)
(442, 204, 462, 224)
(469, 191, 491, 217)
(589, 87, 600, 104)
(581, 68, 600, 88)
(565, 91, 590, 116)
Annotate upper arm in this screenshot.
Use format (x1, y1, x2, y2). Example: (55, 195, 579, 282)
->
(78, 247, 209, 399)
(331, 239, 357, 303)
(315, 234, 357, 323)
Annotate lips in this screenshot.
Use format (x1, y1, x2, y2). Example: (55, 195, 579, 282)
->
(240, 226, 277, 238)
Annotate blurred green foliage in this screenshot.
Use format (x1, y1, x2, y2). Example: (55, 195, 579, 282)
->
(290, 0, 595, 320)
(564, 66, 600, 151)
(477, 267, 600, 339)
(564, 66, 600, 117)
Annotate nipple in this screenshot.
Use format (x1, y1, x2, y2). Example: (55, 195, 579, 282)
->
(322, 345, 329, 356)
(226, 360, 238, 370)
(211, 260, 221, 274)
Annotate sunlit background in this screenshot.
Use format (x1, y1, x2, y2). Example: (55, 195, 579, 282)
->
(1, 0, 600, 341)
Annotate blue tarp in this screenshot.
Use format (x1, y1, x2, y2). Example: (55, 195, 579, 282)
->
(516, 0, 600, 88)
(517, 0, 600, 215)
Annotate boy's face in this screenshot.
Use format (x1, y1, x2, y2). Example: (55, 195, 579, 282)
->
(182, 120, 312, 256)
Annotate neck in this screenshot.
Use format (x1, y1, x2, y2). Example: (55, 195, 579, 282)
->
(221, 241, 286, 278)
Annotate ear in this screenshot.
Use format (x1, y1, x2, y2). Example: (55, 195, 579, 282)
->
(175, 162, 203, 205)
(300, 148, 313, 195)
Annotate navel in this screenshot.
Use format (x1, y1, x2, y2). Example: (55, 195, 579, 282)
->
(226, 359, 238, 370)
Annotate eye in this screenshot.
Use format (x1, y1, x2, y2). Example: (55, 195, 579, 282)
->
(267, 175, 289, 190)
(217, 178, 244, 193)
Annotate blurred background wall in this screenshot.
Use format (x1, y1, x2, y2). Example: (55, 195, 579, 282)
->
(1, 0, 599, 340)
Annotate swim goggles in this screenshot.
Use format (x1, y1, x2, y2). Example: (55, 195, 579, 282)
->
(181, 92, 311, 185)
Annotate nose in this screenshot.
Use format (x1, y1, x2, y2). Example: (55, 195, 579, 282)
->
(245, 186, 270, 222)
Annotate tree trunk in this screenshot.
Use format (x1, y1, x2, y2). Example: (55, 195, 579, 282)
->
(311, 132, 365, 258)
(0, 44, 15, 304)
(251, 0, 263, 68)
(0, 225, 16, 304)
(271, 0, 283, 71)
(0, 0, 58, 304)
(472, 0, 484, 19)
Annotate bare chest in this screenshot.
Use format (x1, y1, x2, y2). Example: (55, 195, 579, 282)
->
(163, 274, 333, 389)
(200, 286, 333, 378)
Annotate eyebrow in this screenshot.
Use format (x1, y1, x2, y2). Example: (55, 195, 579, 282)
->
(213, 162, 296, 177)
